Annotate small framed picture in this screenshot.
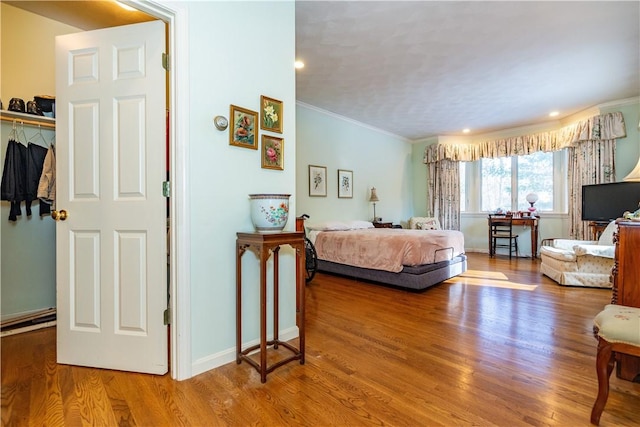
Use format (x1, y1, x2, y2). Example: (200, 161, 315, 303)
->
(309, 165, 327, 197)
(229, 105, 258, 149)
(260, 95, 283, 133)
(338, 169, 353, 198)
(261, 135, 284, 170)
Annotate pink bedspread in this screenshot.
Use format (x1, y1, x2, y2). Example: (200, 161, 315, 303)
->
(314, 229, 465, 273)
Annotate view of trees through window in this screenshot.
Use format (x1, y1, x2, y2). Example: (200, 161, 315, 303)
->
(481, 151, 554, 212)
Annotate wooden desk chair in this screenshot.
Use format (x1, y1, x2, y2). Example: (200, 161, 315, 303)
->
(590, 304, 640, 425)
(489, 215, 519, 259)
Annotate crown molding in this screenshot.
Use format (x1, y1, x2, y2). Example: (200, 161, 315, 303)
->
(597, 96, 640, 109)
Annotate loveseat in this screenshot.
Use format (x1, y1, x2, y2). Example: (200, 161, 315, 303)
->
(539, 221, 616, 288)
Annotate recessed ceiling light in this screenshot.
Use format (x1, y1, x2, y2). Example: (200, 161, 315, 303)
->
(462, 128, 470, 133)
(294, 60, 305, 69)
(549, 111, 559, 117)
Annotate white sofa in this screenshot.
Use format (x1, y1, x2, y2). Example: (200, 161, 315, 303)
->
(539, 221, 616, 288)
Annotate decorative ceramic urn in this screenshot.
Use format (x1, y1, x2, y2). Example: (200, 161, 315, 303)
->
(249, 194, 290, 233)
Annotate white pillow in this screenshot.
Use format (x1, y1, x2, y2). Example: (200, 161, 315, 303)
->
(305, 221, 349, 231)
(419, 219, 441, 230)
(409, 216, 441, 230)
(598, 221, 617, 246)
(344, 220, 374, 229)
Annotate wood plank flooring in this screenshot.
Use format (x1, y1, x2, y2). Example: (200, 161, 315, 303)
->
(2, 253, 639, 426)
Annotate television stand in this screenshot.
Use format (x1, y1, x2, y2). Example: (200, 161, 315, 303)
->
(588, 221, 610, 241)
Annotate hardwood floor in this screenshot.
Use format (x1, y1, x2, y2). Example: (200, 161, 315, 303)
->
(2, 253, 639, 426)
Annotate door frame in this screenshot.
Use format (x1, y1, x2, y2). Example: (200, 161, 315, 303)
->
(128, 0, 191, 380)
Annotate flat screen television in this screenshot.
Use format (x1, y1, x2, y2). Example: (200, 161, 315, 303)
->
(581, 182, 640, 222)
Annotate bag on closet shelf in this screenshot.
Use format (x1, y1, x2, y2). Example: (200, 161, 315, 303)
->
(8, 98, 25, 113)
(26, 101, 43, 116)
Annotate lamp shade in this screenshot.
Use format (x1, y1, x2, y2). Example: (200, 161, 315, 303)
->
(525, 193, 538, 204)
(369, 187, 379, 202)
(623, 157, 640, 181)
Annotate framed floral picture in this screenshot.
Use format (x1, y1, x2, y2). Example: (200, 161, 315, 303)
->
(229, 104, 258, 149)
(260, 95, 283, 133)
(308, 165, 327, 197)
(338, 169, 353, 198)
(261, 135, 284, 170)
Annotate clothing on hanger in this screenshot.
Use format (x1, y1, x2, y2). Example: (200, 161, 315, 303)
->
(25, 142, 48, 216)
(1, 138, 27, 220)
(37, 144, 56, 214)
(1, 121, 51, 220)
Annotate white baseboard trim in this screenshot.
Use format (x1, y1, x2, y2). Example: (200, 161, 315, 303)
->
(191, 326, 299, 378)
(1, 320, 56, 337)
(1, 307, 56, 324)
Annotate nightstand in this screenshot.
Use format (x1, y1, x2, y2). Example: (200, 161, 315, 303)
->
(372, 221, 393, 228)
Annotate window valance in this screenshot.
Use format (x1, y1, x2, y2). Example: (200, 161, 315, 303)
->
(423, 111, 626, 163)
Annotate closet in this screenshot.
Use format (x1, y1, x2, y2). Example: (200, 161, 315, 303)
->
(0, 2, 80, 332)
(0, 109, 57, 332)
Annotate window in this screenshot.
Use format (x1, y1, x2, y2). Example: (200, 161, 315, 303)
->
(462, 150, 566, 213)
(481, 156, 512, 212)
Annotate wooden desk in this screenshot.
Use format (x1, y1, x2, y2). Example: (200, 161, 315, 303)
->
(487, 216, 539, 258)
(236, 231, 305, 383)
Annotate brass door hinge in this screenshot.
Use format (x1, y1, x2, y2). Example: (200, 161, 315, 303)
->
(162, 53, 169, 71)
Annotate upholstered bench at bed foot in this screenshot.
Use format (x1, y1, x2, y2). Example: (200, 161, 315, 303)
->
(590, 304, 640, 425)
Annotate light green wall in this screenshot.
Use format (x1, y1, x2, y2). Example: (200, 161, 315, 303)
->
(186, 1, 297, 372)
(296, 104, 414, 226)
(0, 4, 80, 319)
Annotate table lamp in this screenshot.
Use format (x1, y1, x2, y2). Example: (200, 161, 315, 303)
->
(623, 156, 640, 181)
(369, 187, 380, 221)
(526, 193, 538, 214)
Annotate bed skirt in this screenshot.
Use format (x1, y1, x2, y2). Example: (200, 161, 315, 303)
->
(317, 254, 467, 291)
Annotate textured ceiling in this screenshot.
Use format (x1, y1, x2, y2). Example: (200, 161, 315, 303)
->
(8, 1, 639, 141)
(295, 1, 640, 140)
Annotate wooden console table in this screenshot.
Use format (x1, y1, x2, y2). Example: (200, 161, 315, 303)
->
(236, 231, 306, 383)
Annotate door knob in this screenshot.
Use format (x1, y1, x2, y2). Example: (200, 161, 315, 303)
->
(52, 210, 68, 221)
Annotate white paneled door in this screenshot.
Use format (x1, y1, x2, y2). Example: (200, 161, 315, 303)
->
(55, 21, 168, 374)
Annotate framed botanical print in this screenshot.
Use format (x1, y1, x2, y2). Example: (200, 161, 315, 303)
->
(338, 169, 353, 198)
(261, 135, 284, 170)
(229, 104, 258, 149)
(260, 95, 283, 133)
(309, 165, 327, 197)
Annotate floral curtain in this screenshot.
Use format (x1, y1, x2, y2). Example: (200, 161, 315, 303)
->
(423, 112, 626, 162)
(423, 112, 626, 231)
(427, 159, 460, 230)
(568, 139, 616, 240)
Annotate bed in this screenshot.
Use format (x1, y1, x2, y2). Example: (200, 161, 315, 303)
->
(306, 220, 467, 291)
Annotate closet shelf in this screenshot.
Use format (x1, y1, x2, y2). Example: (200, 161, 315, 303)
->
(0, 109, 55, 129)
